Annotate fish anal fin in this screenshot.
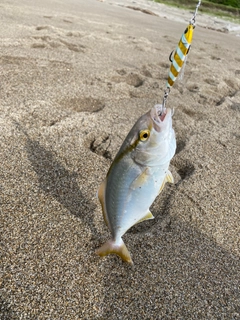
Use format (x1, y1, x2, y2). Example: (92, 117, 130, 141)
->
(97, 179, 109, 228)
(96, 239, 133, 264)
(158, 170, 174, 195)
(159, 179, 166, 194)
(166, 170, 174, 183)
(135, 210, 154, 225)
(130, 168, 150, 190)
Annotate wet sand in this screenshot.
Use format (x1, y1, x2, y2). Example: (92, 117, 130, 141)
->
(0, 0, 239, 318)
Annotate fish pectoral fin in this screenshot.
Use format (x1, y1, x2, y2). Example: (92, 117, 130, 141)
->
(97, 179, 110, 228)
(134, 210, 154, 225)
(96, 239, 133, 264)
(158, 170, 174, 195)
(130, 168, 150, 190)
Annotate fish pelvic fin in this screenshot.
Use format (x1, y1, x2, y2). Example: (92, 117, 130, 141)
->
(96, 239, 133, 264)
(159, 169, 174, 194)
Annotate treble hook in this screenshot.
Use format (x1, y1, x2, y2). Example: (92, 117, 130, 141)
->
(169, 50, 174, 63)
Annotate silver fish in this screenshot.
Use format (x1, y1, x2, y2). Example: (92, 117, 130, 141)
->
(96, 104, 176, 264)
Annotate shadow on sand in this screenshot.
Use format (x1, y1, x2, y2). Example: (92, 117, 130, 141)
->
(25, 137, 99, 239)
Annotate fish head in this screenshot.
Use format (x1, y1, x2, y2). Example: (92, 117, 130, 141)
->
(128, 104, 176, 166)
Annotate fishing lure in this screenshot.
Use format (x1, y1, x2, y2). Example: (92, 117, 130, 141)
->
(163, 0, 201, 106)
(167, 23, 194, 88)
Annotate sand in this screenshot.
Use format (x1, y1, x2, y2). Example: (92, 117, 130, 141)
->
(0, 0, 239, 319)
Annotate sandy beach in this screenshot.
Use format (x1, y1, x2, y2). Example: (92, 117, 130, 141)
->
(0, 0, 239, 318)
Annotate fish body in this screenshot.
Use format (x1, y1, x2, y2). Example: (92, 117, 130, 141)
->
(167, 24, 194, 88)
(96, 105, 176, 263)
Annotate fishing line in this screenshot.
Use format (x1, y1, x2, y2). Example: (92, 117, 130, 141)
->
(161, 0, 201, 110)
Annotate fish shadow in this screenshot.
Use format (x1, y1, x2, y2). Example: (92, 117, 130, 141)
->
(25, 137, 99, 238)
(99, 219, 240, 319)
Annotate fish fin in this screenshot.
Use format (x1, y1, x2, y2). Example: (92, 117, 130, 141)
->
(166, 170, 174, 183)
(130, 168, 149, 190)
(97, 179, 110, 228)
(134, 210, 154, 225)
(159, 179, 166, 194)
(158, 170, 174, 195)
(96, 239, 133, 264)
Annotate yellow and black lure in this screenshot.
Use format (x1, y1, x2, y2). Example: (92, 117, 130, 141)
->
(162, 0, 201, 106)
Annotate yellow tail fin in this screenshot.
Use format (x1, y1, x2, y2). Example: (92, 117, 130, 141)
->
(96, 239, 133, 264)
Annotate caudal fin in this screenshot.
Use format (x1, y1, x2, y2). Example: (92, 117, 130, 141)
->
(96, 239, 133, 264)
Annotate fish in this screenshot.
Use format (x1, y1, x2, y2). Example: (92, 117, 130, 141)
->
(96, 104, 176, 264)
(167, 23, 194, 88)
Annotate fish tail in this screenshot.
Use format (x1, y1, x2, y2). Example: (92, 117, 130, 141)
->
(96, 239, 133, 264)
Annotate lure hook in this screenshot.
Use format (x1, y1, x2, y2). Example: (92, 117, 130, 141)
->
(169, 50, 174, 63)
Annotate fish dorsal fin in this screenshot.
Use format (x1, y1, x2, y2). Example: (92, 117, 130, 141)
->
(159, 170, 174, 194)
(97, 179, 110, 229)
(130, 167, 150, 190)
(134, 210, 154, 225)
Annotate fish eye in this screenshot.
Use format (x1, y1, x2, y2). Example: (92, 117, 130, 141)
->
(184, 27, 188, 34)
(139, 129, 150, 142)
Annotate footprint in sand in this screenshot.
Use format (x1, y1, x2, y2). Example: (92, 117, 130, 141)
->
(111, 71, 144, 88)
(141, 66, 152, 78)
(59, 96, 105, 113)
(186, 84, 200, 93)
(181, 107, 206, 121)
(89, 134, 112, 161)
(125, 73, 144, 87)
(116, 69, 127, 76)
(31, 32, 86, 52)
(175, 139, 186, 154)
(59, 39, 86, 52)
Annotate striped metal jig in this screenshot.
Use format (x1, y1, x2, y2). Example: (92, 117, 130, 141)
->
(162, 0, 201, 108)
(167, 24, 194, 88)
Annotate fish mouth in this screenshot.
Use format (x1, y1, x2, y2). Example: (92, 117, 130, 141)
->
(159, 108, 167, 122)
(151, 104, 171, 127)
